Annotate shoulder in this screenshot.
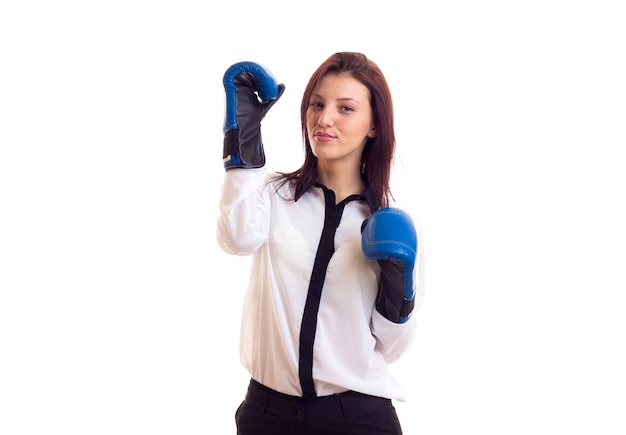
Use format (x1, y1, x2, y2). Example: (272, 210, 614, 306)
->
(265, 171, 299, 200)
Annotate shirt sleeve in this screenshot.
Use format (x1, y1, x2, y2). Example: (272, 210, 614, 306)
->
(371, 310, 417, 363)
(216, 168, 271, 255)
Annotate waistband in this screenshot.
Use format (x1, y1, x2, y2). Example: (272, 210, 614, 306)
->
(244, 378, 391, 420)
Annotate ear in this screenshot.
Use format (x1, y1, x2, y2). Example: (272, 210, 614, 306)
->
(367, 126, 377, 138)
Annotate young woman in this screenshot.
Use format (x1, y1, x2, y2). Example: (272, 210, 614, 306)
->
(217, 52, 425, 435)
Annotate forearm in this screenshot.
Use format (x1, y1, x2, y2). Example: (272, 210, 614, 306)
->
(217, 168, 269, 255)
(371, 311, 417, 363)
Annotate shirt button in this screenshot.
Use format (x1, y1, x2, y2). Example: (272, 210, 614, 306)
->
(295, 404, 305, 422)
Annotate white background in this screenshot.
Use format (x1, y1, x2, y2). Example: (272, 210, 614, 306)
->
(1, 1, 625, 434)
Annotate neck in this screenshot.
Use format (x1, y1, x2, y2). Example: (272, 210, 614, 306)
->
(316, 162, 365, 204)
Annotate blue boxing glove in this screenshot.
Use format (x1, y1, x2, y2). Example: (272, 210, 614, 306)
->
(222, 61, 285, 170)
(361, 207, 417, 323)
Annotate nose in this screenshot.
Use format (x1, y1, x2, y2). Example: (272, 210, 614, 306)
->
(317, 108, 333, 127)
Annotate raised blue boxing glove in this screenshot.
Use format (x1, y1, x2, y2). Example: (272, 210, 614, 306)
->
(361, 207, 417, 323)
(222, 61, 285, 170)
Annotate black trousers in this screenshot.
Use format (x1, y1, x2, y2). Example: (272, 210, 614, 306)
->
(235, 379, 403, 435)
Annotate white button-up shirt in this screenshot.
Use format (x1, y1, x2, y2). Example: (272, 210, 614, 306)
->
(217, 168, 425, 401)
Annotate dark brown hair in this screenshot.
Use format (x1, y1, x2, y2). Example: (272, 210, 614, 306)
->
(276, 52, 395, 209)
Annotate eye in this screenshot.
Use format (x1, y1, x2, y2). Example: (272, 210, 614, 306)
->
(309, 101, 324, 109)
(340, 105, 355, 112)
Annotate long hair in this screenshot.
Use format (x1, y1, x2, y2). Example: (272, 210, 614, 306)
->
(275, 52, 396, 210)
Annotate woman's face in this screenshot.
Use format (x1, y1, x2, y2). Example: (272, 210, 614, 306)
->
(306, 73, 376, 167)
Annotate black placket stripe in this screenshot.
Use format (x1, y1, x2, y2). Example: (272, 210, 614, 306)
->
(298, 188, 346, 398)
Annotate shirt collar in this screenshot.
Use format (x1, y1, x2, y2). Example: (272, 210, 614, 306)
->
(312, 182, 376, 213)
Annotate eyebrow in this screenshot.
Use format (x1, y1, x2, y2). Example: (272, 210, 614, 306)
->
(311, 93, 360, 103)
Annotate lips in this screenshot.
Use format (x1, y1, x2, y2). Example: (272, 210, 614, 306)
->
(314, 131, 335, 142)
